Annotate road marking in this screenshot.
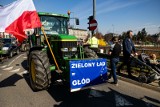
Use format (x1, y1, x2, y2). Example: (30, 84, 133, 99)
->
(0, 65, 7, 69)
(3, 66, 13, 71)
(115, 93, 133, 107)
(18, 70, 28, 76)
(9, 68, 20, 73)
(89, 89, 104, 98)
(8, 53, 25, 66)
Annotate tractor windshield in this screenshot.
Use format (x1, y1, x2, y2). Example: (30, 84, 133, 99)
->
(40, 16, 68, 35)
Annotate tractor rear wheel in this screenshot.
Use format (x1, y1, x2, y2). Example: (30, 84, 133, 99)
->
(84, 47, 98, 58)
(29, 50, 51, 91)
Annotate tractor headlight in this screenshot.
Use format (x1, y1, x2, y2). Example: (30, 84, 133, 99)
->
(61, 48, 68, 52)
(71, 47, 77, 52)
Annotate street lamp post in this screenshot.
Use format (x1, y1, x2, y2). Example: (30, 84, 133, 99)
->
(112, 24, 114, 36)
(67, 11, 75, 28)
(93, 0, 96, 19)
(92, 0, 96, 35)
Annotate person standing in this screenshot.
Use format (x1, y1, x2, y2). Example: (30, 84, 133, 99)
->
(118, 30, 137, 78)
(108, 37, 121, 85)
(86, 34, 99, 53)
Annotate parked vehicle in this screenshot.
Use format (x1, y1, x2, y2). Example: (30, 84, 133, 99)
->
(0, 38, 20, 57)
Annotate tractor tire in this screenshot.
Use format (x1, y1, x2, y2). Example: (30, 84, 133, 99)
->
(29, 50, 51, 91)
(84, 47, 98, 59)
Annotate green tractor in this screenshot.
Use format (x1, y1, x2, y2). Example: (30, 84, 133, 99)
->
(27, 12, 107, 92)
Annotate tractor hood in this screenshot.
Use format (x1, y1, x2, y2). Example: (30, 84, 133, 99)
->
(50, 34, 77, 41)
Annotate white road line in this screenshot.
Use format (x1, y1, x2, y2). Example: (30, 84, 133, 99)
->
(115, 93, 133, 107)
(9, 68, 20, 73)
(3, 66, 13, 71)
(8, 53, 25, 66)
(0, 65, 7, 69)
(89, 89, 104, 98)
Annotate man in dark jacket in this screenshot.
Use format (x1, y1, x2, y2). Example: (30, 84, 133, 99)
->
(108, 37, 121, 85)
(118, 30, 137, 78)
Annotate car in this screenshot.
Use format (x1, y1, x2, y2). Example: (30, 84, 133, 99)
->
(0, 38, 20, 57)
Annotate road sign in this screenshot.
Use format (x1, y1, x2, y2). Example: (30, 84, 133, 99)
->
(89, 19, 97, 31)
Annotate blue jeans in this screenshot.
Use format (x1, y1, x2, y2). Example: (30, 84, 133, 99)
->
(110, 57, 119, 84)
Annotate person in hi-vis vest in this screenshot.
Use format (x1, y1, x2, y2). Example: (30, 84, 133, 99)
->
(86, 35, 99, 52)
(87, 35, 99, 47)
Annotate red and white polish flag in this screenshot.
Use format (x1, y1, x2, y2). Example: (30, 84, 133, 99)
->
(0, 0, 41, 42)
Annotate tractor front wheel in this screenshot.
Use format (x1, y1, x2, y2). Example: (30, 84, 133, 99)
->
(29, 50, 51, 91)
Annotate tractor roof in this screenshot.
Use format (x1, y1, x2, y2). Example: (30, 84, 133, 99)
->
(38, 12, 69, 18)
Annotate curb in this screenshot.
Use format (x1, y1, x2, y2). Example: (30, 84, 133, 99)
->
(118, 75, 160, 92)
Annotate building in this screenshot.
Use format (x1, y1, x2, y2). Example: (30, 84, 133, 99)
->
(68, 28, 88, 40)
(0, 32, 12, 38)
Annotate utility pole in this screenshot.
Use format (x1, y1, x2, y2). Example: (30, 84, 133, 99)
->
(112, 24, 114, 37)
(92, 0, 96, 36)
(93, 0, 96, 19)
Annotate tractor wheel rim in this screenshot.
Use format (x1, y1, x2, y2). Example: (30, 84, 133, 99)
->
(31, 60, 36, 82)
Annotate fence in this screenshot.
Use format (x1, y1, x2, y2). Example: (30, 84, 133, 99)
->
(98, 46, 160, 59)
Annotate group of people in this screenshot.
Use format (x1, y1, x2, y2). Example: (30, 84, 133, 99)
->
(108, 30, 160, 86)
(108, 30, 138, 86)
(83, 30, 159, 86)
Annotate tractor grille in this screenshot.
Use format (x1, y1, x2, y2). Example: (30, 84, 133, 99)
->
(51, 41, 77, 58)
(61, 41, 77, 57)
(62, 41, 77, 48)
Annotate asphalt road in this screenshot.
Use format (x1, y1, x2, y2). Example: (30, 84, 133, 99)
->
(0, 53, 160, 107)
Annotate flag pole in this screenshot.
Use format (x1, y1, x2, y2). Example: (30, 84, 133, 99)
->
(41, 27, 62, 73)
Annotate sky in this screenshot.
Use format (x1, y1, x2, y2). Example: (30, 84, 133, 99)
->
(0, 0, 160, 35)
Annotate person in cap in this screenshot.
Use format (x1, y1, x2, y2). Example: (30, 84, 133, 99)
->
(108, 36, 121, 86)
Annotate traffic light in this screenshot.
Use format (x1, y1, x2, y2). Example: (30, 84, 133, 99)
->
(75, 18, 79, 25)
(88, 16, 93, 30)
(88, 16, 93, 23)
